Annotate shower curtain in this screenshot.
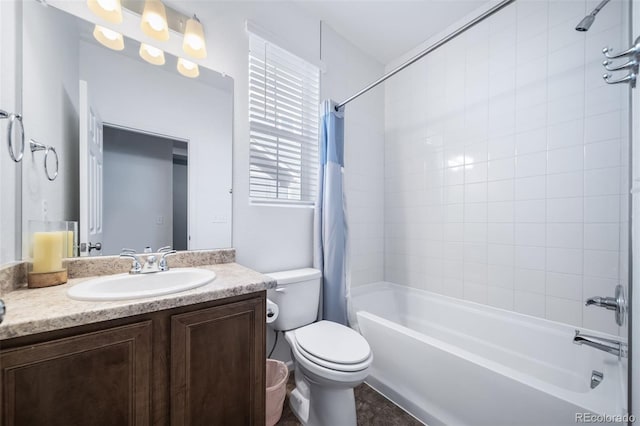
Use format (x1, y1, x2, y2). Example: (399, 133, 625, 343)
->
(314, 100, 349, 325)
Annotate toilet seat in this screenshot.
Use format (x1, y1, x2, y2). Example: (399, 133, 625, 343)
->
(290, 321, 372, 372)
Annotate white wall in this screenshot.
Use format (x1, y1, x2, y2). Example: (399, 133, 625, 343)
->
(0, 0, 22, 268)
(102, 127, 173, 254)
(21, 1, 80, 258)
(320, 24, 385, 287)
(384, 0, 630, 335)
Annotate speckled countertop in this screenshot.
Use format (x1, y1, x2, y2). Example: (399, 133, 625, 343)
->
(0, 262, 276, 340)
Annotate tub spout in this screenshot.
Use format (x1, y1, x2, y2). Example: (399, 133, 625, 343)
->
(573, 330, 627, 358)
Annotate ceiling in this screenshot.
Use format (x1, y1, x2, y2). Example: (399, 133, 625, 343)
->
(294, 0, 491, 64)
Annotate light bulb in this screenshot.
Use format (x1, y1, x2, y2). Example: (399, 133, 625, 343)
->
(186, 34, 203, 50)
(96, 0, 117, 11)
(139, 43, 165, 65)
(93, 25, 124, 51)
(146, 12, 166, 32)
(182, 59, 195, 70)
(100, 26, 119, 41)
(177, 58, 199, 78)
(144, 44, 162, 58)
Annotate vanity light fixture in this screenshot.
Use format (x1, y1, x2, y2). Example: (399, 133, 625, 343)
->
(87, 0, 123, 24)
(183, 15, 207, 59)
(139, 43, 165, 65)
(141, 0, 169, 41)
(177, 58, 199, 78)
(93, 25, 125, 51)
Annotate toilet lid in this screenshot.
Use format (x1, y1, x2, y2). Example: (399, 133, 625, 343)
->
(294, 321, 371, 365)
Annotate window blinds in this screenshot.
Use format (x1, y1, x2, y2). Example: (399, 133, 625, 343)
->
(248, 33, 320, 204)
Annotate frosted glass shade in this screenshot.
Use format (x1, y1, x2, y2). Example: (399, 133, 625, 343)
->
(183, 15, 207, 59)
(139, 43, 166, 65)
(87, 0, 122, 24)
(177, 58, 199, 78)
(93, 25, 125, 51)
(141, 0, 169, 41)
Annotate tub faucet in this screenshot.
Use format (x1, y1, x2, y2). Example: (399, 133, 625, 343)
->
(573, 330, 627, 358)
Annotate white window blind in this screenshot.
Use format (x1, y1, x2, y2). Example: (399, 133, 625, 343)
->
(248, 33, 320, 204)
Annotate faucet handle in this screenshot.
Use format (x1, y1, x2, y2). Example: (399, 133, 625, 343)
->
(159, 249, 177, 271)
(158, 246, 173, 253)
(585, 284, 626, 326)
(120, 252, 142, 274)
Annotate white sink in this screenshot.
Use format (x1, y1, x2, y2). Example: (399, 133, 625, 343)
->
(67, 268, 217, 301)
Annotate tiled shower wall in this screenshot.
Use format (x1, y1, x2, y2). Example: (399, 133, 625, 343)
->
(384, 0, 629, 334)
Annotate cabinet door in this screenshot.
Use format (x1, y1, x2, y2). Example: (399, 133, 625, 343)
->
(171, 297, 265, 426)
(0, 321, 152, 426)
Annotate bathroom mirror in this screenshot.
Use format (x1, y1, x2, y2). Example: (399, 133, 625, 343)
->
(20, 1, 233, 257)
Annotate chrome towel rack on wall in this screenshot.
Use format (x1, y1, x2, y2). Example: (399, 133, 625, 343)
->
(0, 108, 60, 181)
(602, 35, 640, 88)
(30, 139, 59, 181)
(0, 108, 25, 163)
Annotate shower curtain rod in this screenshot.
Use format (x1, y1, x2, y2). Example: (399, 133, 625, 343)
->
(335, 0, 517, 111)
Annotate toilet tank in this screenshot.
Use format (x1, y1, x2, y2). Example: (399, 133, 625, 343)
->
(266, 268, 322, 331)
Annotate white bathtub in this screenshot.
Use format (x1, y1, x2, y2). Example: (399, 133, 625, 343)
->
(351, 282, 628, 426)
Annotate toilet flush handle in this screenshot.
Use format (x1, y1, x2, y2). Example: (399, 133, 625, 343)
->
(275, 287, 286, 293)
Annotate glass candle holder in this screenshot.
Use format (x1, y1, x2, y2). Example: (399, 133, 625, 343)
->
(27, 220, 76, 288)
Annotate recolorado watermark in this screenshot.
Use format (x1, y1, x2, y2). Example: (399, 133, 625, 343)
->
(576, 413, 636, 423)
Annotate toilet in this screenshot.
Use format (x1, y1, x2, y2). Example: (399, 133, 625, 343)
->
(267, 268, 372, 426)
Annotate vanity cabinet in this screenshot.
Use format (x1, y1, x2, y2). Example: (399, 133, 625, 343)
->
(0, 321, 152, 425)
(0, 292, 266, 426)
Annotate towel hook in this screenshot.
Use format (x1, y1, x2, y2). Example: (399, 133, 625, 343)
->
(0, 109, 25, 163)
(30, 139, 59, 181)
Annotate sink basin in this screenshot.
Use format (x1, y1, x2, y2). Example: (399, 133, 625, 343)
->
(67, 268, 217, 301)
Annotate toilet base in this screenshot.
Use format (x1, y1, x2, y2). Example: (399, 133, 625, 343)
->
(288, 367, 357, 426)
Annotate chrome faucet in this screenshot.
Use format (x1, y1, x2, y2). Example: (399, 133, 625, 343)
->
(119, 246, 177, 274)
(573, 330, 628, 358)
(584, 284, 626, 326)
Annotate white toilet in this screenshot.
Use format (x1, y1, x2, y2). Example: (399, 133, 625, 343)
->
(267, 268, 372, 426)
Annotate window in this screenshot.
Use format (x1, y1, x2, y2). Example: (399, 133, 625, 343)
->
(248, 33, 320, 204)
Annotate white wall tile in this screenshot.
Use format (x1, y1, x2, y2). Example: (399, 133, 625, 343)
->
(515, 176, 546, 200)
(546, 247, 583, 275)
(515, 200, 546, 223)
(584, 249, 619, 279)
(384, 0, 627, 334)
(546, 272, 582, 301)
(546, 171, 583, 199)
(488, 157, 516, 181)
(584, 167, 621, 196)
(546, 223, 583, 249)
(488, 201, 515, 223)
(547, 146, 584, 174)
(516, 246, 546, 270)
(515, 223, 546, 247)
(585, 139, 621, 170)
(488, 286, 514, 310)
(514, 291, 546, 317)
(488, 223, 515, 245)
(584, 223, 619, 251)
(516, 152, 546, 178)
(546, 297, 582, 326)
(547, 198, 583, 222)
(488, 180, 515, 202)
(585, 195, 620, 223)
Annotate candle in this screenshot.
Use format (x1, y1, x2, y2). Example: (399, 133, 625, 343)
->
(33, 232, 64, 273)
(66, 231, 75, 257)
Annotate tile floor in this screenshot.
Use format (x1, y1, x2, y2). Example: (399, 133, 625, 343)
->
(276, 376, 422, 425)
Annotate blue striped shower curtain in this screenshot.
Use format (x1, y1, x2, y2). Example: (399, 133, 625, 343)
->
(314, 100, 349, 325)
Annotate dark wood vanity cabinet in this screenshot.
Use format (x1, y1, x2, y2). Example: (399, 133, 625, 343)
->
(0, 292, 266, 426)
